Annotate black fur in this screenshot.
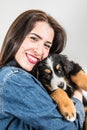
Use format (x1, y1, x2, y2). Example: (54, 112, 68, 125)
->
(32, 54, 87, 108)
(31, 54, 87, 129)
(32, 54, 81, 97)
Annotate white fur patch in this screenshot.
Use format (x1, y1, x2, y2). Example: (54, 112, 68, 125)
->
(46, 57, 66, 91)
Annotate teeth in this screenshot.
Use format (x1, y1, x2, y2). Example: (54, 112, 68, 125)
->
(26, 53, 38, 62)
(29, 55, 37, 62)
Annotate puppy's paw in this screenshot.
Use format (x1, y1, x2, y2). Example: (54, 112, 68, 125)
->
(51, 89, 76, 121)
(71, 70, 87, 91)
(59, 97, 76, 122)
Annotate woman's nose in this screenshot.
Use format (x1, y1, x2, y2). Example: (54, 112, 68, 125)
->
(34, 43, 43, 56)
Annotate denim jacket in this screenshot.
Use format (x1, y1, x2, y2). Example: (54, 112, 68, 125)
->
(0, 61, 85, 130)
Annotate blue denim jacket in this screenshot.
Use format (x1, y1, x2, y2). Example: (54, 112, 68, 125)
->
(0, 61, 85, 130)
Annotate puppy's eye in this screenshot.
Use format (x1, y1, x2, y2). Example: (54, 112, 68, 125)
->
(58, 70, 61, 74)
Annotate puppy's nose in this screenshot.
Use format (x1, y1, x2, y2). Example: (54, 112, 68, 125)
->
(59, 82, 64, 89)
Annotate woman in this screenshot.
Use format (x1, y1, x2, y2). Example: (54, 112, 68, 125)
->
(0, 9, 85, 130)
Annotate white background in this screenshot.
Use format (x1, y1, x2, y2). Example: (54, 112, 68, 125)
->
(0, 0, 87, 70)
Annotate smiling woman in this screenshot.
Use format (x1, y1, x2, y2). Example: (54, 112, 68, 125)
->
(0, 9, 85, 130)
(15, 22, 54, 71)
(15, 21, 54, 71)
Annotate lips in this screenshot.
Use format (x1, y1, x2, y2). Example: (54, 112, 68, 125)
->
(26, 53, 40, 64)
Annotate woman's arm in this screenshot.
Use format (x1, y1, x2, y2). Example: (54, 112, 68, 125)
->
(2, 68, 84, 130)
(73, 89, 83, 103)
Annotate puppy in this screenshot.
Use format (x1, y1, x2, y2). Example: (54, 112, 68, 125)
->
(32, 54, 87, 126)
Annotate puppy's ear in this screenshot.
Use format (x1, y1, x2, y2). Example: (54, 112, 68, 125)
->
(70, 61, 87, 91)
(69, 61, 83, 75)
(60, 55, 73, 74)
(63, 62, 73, 74)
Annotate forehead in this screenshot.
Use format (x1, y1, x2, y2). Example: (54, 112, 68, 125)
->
(30, 21, 54, 40)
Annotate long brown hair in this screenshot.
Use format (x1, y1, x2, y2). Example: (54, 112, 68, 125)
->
(0, 9, 67, 66)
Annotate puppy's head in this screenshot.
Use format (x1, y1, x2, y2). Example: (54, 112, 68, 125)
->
(34, 54, 73, 92)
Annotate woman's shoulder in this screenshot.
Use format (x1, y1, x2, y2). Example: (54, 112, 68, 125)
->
(0, 66, 30, 84)
(0, 65, 29, 77)
(0, 65, 42, 87)
(0, 60, 32, 78)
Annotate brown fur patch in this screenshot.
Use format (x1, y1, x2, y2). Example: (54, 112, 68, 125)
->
(83, 107, 87, 130)
(71, 70, 87, 91)
(51, 88, 76, 120)
(45, 69, 51, 74)
(56, 64, 60, 70)
(83, 115, 87, 130)
(45, 84, 52, 91)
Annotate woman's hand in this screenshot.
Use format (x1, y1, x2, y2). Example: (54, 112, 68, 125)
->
(73, 89, 83, 103)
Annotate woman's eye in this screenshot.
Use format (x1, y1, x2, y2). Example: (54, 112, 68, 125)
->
(30, 36, 38, 41)
(44, 44, 51, 49)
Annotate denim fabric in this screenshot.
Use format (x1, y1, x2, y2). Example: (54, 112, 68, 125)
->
(72, 97, 85, 128)
(0, 62, 85, 130)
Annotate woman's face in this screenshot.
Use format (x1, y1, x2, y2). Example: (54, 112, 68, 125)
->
(15, 22, 54, 71)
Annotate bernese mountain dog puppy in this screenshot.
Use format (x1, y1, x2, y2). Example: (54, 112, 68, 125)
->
(31, 54, 87, 129)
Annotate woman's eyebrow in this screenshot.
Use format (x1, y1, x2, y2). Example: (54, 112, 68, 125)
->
(30, 33, 52, 44)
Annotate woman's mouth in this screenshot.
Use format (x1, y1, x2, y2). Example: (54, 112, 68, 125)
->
(26, 53, 40, 64)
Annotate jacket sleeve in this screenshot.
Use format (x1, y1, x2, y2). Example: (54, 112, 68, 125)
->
(2, 69, 83, 130)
